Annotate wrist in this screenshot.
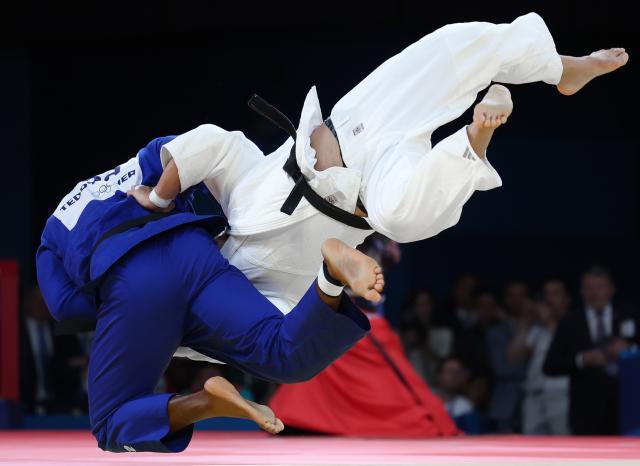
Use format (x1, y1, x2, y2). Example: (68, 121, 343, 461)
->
(149, 188, 173, 209)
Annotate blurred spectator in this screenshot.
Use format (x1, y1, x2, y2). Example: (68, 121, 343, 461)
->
(436, 357, 488, 434)
(353, 234, 402, 315)
(504, 280, 531, 320)
(484, 283, 529, 432)
(543, 279, 572, 318)
(437, 358, 473, 417)
(400, 288, 453, 384)
(438, 273, 479, 330)
(439, 275, 489, 385)
(544, 266, 640, 434)
(509, 299, 569, 434)
(20, 286, 88, 414)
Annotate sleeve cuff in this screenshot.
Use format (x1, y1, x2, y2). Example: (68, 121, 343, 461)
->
(462, 126, 503, 191)
(334, 292, 371, 333)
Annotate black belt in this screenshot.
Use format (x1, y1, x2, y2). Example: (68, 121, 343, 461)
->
(248, 94, 372, 231)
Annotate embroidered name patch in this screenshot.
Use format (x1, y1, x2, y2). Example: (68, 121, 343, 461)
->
(352, 123, 364, 136)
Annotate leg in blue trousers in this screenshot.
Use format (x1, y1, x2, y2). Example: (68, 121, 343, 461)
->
(88, 227, 372, 453)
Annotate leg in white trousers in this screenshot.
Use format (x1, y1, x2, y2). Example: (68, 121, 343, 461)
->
(331, 13, 563, 243)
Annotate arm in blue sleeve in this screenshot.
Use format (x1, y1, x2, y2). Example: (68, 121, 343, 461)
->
(36, 245, 97, 322)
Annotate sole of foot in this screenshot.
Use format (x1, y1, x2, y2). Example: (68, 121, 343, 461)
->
(204, 376, 284, 435)
(557, 48, 629, 96)
(321, 238, 385, 302)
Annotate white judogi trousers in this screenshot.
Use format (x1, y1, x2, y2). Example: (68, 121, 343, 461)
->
(164, 13, 563, 335)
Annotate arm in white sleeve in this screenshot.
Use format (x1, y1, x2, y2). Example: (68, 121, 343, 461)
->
(159, 124, 264, 203)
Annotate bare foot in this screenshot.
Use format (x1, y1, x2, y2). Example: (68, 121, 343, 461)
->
(473, 84, 513, 129)
(557, 48, 629, 96)
(204, 376, 284, 435)
(321, 238, 385, 302)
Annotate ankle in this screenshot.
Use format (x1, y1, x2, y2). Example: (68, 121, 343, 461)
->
(466, 124, 492, 159)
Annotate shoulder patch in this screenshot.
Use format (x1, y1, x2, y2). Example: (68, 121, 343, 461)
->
(53, 157, 142, 230)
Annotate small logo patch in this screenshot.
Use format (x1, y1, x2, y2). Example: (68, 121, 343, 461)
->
(352, 123, 364, 136)
(462, 148, 476, 161)
(324, 194, 338, 205)
(123, 445, 136, 452)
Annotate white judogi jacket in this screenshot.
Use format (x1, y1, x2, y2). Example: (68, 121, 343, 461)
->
(162, 12, 562, 328)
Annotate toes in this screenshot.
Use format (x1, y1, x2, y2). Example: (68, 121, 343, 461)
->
(263, 419, 284, 435)
(365, 290, 382, 302)
(374, 266, 382, 274)
(264, 418, 284, 435)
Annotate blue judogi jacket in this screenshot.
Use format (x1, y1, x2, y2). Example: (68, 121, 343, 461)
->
(36, 136, 227, 322)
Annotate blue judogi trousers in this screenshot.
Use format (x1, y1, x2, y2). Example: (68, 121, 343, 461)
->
(88, 226, 370, 453)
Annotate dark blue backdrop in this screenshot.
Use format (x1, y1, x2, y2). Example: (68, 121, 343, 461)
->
(1, 1, 637, 316)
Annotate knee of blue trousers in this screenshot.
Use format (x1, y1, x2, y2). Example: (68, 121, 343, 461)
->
(91, 393, 194, 453)
(268, 362, 324, 384)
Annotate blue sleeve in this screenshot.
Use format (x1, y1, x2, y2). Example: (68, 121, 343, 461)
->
(36, 243, 97, 322)
(137, 136, 176, 186)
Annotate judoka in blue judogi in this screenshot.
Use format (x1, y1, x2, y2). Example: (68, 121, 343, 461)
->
(36, 136, 374, 453)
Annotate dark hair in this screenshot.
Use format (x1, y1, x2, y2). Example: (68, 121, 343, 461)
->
(581, 266, 614, 283)
(543, 277, 569, 288)
(437, 356, 466, 374)
(472, 286, 498, 301)
(405, 287, 433, 309)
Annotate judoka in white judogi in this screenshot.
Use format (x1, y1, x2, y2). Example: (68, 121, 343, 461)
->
(136, 13, 627, 359)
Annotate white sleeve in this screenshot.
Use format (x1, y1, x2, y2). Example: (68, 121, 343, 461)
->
(160, 124, 264, 194)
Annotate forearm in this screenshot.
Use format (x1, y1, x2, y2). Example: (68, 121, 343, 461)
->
(154, 159, 181, 200)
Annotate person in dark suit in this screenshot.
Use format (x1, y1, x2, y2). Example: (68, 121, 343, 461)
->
(544, 267, 640, 434)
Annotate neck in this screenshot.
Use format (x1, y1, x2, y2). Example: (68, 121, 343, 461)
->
(311, 123, 343, 171)
(310, 123, 367, 217)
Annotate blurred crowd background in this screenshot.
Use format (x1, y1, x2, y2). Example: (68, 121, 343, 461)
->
(2, 1, 638, 436)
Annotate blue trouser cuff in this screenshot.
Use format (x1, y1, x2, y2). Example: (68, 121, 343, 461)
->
(95, 393, 193, 453)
